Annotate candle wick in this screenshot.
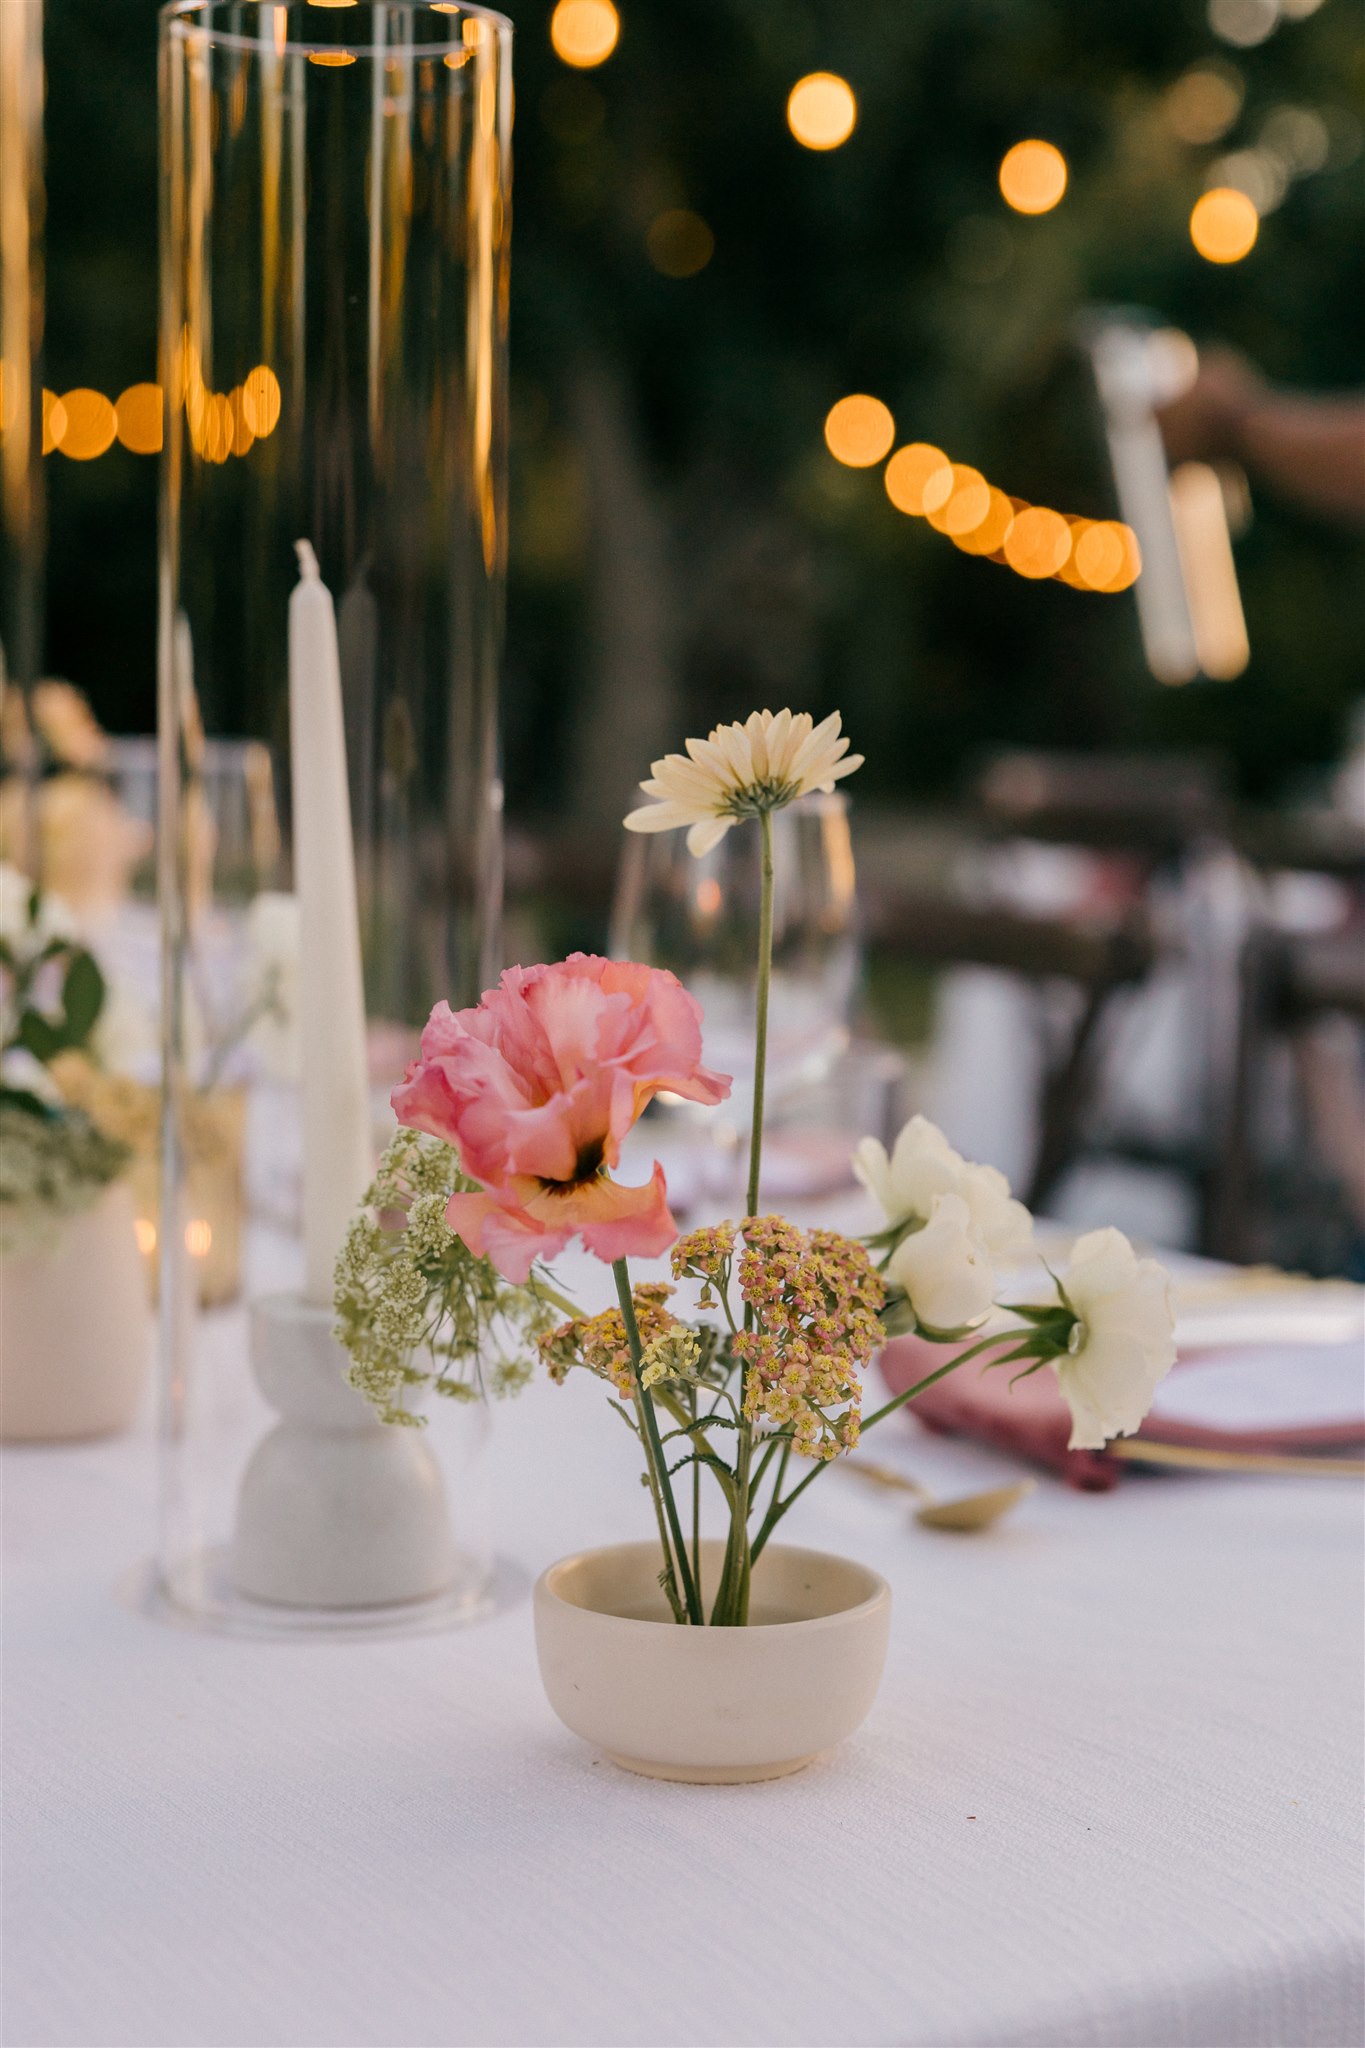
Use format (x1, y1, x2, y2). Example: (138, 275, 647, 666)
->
(294, 539, 320, 581)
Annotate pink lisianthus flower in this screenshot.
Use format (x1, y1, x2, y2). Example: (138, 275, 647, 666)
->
(392, 954, 731, 1282)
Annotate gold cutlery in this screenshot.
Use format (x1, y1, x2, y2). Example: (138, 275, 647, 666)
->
(842, 1456, 1036, 1530)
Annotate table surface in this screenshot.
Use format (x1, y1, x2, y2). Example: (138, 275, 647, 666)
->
(4, 1218, 1364, 2048)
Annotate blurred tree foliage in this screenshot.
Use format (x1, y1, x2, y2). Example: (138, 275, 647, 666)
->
(41, 0, 1365, 815)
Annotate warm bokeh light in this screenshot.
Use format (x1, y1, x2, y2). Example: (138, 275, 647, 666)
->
(1075, 519, 1141, 593)
(786, 73, 857, 152)
(185, 1219, 214, 1259)
(998, 139, 1068, 215)
(227, 387, 256, 458)
(1208, 0, 1278, 49)
(953, 486, 1015, 557)
(133, 1217, 157, 1258)
(927, 464, 992, 536)
(241, 365, 282, 438)
(41, 390, 67, 455)
(115, 383, 163, 455)
(1165, 64, 1244, 145)
(1003, 505, 1072, 579)
(550, 0, 620, 69)
(646, 210, 715, 278)
(307, 50, 357, 66)
(1190, 186, 1259, 262)
(198, 391, 233, 464)
(824, 395, 895, 469)
(54, 388, 117, 461)
(884, 442, 952, 516)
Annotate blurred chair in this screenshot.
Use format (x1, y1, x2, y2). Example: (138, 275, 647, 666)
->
(1210, 890, 1365, 1273)
(975, 748, 1229, 865)
(865, 750, 1237, 1240)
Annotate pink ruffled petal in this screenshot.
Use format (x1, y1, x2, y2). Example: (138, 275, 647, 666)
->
(443, 1190, 571, 1284)
(571, 1162, 679, 1264)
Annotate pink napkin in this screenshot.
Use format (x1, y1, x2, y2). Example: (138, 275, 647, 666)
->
(877, 1334, 1365, 1490)
(879, 1336, 1120, 1489)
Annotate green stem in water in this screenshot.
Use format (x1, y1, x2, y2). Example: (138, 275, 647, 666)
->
(613, 1259, 702, 1624)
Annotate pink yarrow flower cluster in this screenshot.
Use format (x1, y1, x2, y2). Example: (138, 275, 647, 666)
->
(392, 954, 731, 1282)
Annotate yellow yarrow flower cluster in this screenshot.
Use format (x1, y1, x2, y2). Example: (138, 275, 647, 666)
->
(540, 1282, 687, 1398)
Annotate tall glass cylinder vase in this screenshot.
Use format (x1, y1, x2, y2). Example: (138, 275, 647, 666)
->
(0, 0, 44, 722)
(152, 0, 510, 1634)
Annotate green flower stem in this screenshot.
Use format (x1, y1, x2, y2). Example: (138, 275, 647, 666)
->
(614, 1259, 702, 1624)
(711, 807, 778, 1628)
(634, 1394, 687, 1625)
(749, 1329, 1026, 1563)
(745, 806, 775, 1223)
(690, 1383, 701, 1604)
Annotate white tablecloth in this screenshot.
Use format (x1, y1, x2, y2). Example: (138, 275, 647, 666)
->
(4, 1230, 1363, 2048)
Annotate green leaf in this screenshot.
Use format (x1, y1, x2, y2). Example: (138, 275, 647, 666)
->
(16, 1009, 66, 1064)
(0, 1084, 59, 1121)
(60, 950, 105, 1045)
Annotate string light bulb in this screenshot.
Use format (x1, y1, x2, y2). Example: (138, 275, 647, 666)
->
(824, 395, 895, 468)
(786, 72, 857, 151)
(998, 139, 1068, 215)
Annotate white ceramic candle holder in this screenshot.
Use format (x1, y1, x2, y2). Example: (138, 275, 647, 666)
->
(233, 1294, 454, 1610)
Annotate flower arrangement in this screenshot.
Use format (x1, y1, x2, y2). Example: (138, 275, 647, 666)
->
(0, 867, 130, 1257)
(337, 710, 1176, 1626)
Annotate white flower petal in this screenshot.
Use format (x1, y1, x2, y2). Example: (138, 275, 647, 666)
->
(851, 1136, 897, 1217)
(1053, 1228, 1176, 1448)
(788, 710, 843, 779)
(686, 815, 734, 857)
(886, 1192, 998, 1331)
(624, 803, 693, 834)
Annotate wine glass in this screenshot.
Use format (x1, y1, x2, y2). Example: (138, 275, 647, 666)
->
(610, 793, 860, 1207)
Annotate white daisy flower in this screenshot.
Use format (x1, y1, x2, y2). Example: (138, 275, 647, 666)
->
(623, 708, 863, 857)
(1052, 1227, 1177, 1450)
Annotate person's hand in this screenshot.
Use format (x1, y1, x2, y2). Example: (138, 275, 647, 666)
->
(1156, 345, 1265, 464)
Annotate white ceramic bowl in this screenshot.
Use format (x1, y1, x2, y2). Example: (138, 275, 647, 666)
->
(534, 1539, 891, 1782)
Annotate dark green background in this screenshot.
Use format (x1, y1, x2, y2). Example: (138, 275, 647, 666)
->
(41, 0, 1365, 813)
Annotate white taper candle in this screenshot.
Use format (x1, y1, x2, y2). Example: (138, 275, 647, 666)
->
(289, 540, 372, 1305)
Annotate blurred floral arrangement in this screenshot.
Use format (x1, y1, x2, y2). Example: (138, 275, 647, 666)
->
(0, 680, 152, 916)
(337, 711, 1176, 1626)
(0, 866, 130, 1257)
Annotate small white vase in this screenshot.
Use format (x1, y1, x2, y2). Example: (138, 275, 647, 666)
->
(0, 1181, 152, 1442)
(232, 1293, 455, 1609)
(534, 1539, 891, 1783)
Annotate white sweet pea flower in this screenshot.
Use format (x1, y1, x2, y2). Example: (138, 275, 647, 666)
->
(855, 1113, 1033, 1258)
(885, 1191, 998, 1333)
(0, 863, 81, 950)
(91, 977, 155, 1075)
(1052, 1227, 1177, 1450)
